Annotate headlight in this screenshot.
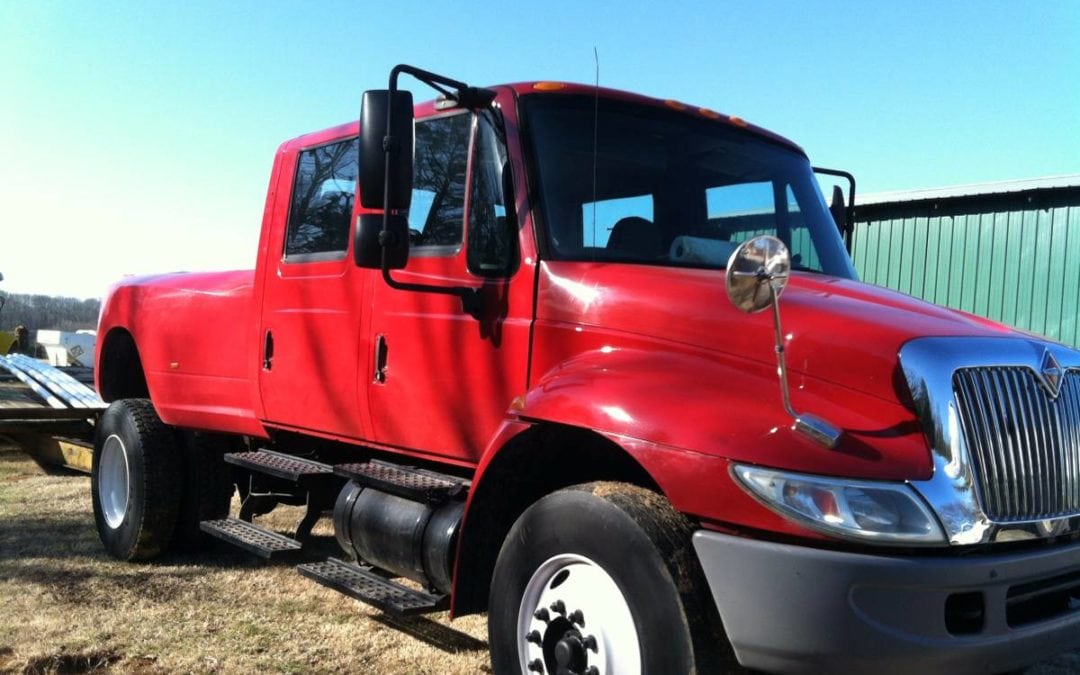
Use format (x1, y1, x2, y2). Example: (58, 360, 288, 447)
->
(732, 464, 946, 545)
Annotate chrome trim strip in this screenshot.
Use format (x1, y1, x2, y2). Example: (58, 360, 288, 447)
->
(899, 336, 1080, 545)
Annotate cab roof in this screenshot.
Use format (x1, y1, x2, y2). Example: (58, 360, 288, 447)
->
(285, 81, 805, 156)
(503, 81, 804, 155)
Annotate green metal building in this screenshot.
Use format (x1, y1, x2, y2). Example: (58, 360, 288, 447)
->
(851, 175, 1080, 347)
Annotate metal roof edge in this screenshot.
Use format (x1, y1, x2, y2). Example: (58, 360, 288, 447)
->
(858, 174, 1080, 206)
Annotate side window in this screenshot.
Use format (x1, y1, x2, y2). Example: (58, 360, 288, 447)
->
(580, 195, 654, 248)
(284, 137, 359, 259)
(467, 116, 517, 276)
(408, 113, 472, 250)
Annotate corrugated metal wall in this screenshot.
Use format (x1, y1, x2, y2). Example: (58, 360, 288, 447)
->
(851, 187, 1080, 347)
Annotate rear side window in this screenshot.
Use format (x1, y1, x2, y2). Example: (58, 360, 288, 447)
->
(284, 137, 359, 260)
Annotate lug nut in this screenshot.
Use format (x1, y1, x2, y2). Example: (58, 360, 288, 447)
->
(569, 609, 585, 626)
(526, 630, 542, 645)
(534, 608, 550, 623)
(586, 667, 599, 675)
(582, 635, 598, 652)
(550, 599, 566, 615)
(528, 658, 545, 673)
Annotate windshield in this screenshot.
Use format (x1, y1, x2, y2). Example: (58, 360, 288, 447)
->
(524, 94, 856, 278)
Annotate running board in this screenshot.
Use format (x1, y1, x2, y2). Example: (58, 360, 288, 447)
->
(298, 558, 447, 616)
(334, 461, 468, 505)
(200, 517, 302, 559)
(225, 450, 334, 483)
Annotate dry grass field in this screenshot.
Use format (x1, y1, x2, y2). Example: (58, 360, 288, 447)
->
(0, 441, 489, 674)
(2, 439, 1079, 675)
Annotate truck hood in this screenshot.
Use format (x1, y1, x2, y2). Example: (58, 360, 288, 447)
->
(538, 261, 1018, 407)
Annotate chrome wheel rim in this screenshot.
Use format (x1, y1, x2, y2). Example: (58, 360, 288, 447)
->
(517, 553, 641, 675)
(99, 434, 130, 529)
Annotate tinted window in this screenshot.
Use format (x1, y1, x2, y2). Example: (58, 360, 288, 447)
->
(285, 137, 359, 259)
(467, 115, 517, 276)
(408, 114, 472, 249)
(524, 95, 855, 278)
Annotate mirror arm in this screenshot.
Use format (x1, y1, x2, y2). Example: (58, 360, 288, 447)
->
(767, 282, 843, 449)
(375, 66, 484, 319)
(380, 258, 483, 318)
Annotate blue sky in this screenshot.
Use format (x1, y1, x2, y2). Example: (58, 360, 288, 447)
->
(0, 1, 1077, 298)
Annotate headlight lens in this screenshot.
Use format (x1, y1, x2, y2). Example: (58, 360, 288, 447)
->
(732, 464, 946, 545)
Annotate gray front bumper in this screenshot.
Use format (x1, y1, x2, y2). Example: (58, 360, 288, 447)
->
(693, 530, 1080, 674)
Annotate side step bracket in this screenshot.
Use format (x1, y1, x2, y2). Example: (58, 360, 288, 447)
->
(222, 449, 342, 544)
(298, 558, 447, 616)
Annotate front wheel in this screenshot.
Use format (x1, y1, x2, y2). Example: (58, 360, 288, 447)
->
(488, 482, 736, 675)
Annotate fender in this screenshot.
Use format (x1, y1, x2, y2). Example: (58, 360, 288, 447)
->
(449, 346, 931, 614)
(96, 273, 266, 437)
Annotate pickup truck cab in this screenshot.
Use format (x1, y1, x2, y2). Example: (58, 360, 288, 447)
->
(92, 66, 1080, 674)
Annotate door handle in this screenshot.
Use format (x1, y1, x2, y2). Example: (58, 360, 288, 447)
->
(263, 330, 274, 370)
(374, 334, 388, 384)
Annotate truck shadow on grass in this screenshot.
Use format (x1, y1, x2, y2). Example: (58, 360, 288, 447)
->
(373, 613, 488, 654)
(206, 534, 490, 655)
(0, 510, 487, 658)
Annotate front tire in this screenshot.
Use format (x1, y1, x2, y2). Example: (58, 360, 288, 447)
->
(488, 482, 734, 675)
(92, 399, 182, 560)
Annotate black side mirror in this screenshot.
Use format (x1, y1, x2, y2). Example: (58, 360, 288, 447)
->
(360, 90, 414, 210)
(812, 167, 856, 251)
(355, 214, 409, 269)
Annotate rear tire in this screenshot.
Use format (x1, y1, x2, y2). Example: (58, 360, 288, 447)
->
(92, 399, 182, 560)
(488, 482, 736, 674)
(170, 432, 236, 551)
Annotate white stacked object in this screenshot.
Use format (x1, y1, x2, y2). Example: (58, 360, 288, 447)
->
(35, 330, 97, 367)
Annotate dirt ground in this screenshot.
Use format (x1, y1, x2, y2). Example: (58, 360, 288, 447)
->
(0, 442, 490, 674)
(2, 441, 1080, 675)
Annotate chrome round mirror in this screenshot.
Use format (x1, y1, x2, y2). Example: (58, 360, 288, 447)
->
(725, 235, 791, 313)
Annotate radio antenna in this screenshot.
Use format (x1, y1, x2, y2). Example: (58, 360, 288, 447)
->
(590, 47, 600, 251)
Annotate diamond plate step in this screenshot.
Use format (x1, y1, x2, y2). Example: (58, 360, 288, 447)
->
(225, 450, 334, 482)
(200, 518, 303, 559)
(298, 558, 447, 616)
(334, 461, 468, 505)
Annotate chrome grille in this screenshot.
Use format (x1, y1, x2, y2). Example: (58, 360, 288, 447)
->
(953, 367, 1080, 522)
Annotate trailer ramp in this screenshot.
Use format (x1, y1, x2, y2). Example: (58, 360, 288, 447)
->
(0, 355, 105, 472)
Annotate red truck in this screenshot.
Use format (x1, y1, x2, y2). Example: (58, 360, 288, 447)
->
(92, 65, 1080, 674)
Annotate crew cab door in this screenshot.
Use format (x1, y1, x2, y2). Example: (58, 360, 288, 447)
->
(258, 134, 371, 439)
(367, 106, 533, 462)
